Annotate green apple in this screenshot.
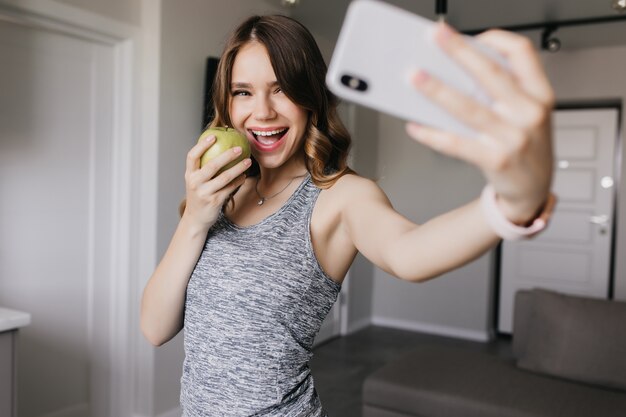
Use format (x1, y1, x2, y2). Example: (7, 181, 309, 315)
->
(198, 127, 251, 175)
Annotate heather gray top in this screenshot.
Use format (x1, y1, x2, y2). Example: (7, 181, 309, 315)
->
(181, 174, 341, 417)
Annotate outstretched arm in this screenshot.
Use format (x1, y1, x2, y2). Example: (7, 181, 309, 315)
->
(341, 24, 555, 282)
(339, 177, 495, 282)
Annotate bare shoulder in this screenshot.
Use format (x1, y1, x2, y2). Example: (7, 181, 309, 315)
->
(311, 174, 392, 281)
(325, 173, 391, 208)
(315, 173, 394, 231)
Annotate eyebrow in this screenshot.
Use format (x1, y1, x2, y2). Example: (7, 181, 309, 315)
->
(231, 81, 279, 89)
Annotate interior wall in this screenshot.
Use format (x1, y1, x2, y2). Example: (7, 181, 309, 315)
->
(345, 106, 379, 331)
(370, 115, 492, 340)
(53, 0, 141, 26)
(154, 1, 287, 415)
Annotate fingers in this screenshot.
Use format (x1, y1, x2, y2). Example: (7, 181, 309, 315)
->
(411, 70, 521, 144)
(187, 144, 251, 189)
(411, 23, 556, 147)
(213, 173, 247, 202)
(184, 135, 252, 221)
(183, 171, 247, 224)
(411, 24, 555, 221)
(186, 135, 216, 173)
(186, 163, 248, 209)
(434, 23, 527, 107)
(406, 122, 508, 171)
(431, 24, 554, 127)
(182, 137, 251, 227)
(204, 157, 252, 195)
(475, 29, 555, 107)
(199, 145, 247, 179)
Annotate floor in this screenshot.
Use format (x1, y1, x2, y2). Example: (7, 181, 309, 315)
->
(309, 325, 512, 417)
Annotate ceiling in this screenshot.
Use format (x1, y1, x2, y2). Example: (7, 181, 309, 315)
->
(275, 0, 626, 51)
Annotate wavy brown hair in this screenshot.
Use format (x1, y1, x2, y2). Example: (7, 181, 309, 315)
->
(210, 15, 355, 188)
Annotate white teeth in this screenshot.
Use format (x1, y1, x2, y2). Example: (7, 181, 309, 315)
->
(251, 128, 287, 137)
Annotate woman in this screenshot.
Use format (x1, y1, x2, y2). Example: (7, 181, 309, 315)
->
(141, 14, 555, 417)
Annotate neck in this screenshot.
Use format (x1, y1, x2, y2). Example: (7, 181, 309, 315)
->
(254, 164, 307, 206)
(257, 160, 307, 188)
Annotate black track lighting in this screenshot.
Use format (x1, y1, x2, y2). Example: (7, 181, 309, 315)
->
(464, 13, 626, 53)
(541, 25, 561, 52)
(613, 0, 626, 13)
(436, 0, 447, 22)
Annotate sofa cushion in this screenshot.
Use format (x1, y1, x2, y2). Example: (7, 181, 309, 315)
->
(363, 345, 626, 417)
(516, 289, 626, 392)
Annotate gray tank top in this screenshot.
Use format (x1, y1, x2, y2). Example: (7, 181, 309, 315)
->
(181, 173, 341, 416)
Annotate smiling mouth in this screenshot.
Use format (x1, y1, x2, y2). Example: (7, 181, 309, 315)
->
(249, 127, 289, 147)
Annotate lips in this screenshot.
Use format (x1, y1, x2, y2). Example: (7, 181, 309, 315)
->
(247, 127, 289, 152)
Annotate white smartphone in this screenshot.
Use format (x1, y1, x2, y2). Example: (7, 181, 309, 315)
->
(326, 0, 506, 138)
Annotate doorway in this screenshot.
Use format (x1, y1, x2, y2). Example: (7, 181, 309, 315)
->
(0, 5, 138, 416)
(497, 106, 621, 333)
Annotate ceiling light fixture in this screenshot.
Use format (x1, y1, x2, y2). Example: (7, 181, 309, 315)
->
(281, 0, 300, 7)
(464, 13, 626, 53)
(541, 25, 561, 52)
(436, 0, 447, 22)
(613, 0, 626, 13)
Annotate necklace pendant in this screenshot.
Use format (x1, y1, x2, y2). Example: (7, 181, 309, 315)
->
(257, 198, 265, 206)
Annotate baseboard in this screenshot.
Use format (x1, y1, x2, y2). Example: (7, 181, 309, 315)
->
(132, 405, 181, 417)
(157, 406, 181, 417)
(39, 403, 89, 417)
(371, 316, 490, 342)
(346, 316, 371, 335)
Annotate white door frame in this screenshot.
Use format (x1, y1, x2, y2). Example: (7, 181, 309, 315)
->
(495, 103, 622, 333)
(0, 1, 157, 416)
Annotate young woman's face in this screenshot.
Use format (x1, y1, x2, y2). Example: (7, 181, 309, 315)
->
(229, 41, 309, 170)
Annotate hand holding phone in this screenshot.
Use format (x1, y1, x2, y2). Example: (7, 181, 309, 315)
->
(327, 0, 556, 225)
(326, 0, 506, 138)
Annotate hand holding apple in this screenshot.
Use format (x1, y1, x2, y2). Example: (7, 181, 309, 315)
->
(181, 127, 252, 228)
(198, 127, 251, 175)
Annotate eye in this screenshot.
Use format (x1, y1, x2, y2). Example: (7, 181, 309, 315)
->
(232, 90, 250, 97)
(274, 87, 283, 94)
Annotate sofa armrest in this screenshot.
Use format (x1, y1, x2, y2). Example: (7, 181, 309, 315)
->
(511, 289, 533, 359)
(513, 289, 626, 392)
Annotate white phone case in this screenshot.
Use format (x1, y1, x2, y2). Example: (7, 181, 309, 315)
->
(326, 0, 503, 138)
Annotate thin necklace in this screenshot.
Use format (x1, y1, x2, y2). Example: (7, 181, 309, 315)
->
(255, 174, 307, 206)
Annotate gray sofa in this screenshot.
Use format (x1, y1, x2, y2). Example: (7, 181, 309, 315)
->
(362, 289, 626, 417)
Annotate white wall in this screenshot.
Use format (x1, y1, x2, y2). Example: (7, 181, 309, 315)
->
(341, 106, 379, 332)
(54, 0, 141, 26)
(370, 115, 493, 340)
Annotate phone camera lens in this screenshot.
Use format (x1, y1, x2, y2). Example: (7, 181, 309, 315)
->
(340, 75, 368, 92)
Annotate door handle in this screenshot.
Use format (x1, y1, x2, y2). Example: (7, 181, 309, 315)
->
(589, 215, 609, 225)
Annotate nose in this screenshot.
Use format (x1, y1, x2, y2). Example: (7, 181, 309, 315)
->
(253, 94, 276, 121)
